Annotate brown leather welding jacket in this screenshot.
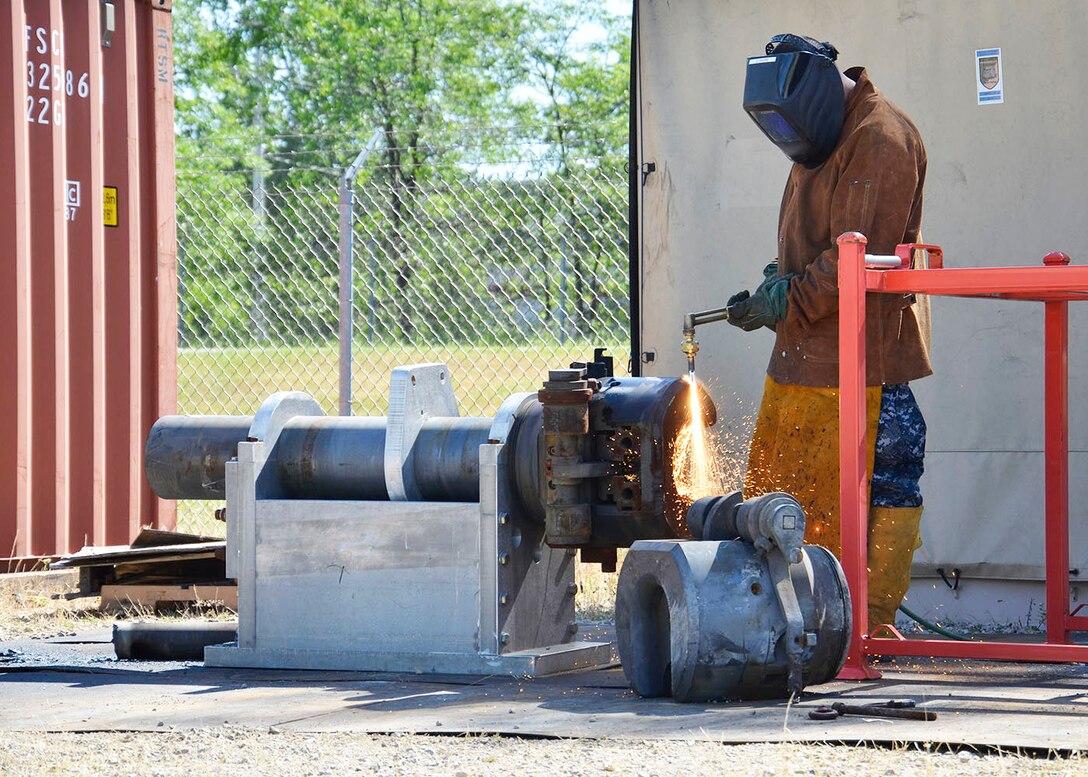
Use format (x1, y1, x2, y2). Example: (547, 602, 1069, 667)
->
(768, 66, 933, 388)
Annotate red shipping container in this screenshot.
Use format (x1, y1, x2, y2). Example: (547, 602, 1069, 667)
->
(1, 0, 177, 561)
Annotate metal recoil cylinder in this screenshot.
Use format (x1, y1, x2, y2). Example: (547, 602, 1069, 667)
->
(144, 415, 253, 500)
(147, 414, 494, 502)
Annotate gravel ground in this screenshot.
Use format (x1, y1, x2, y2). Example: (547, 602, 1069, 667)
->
(3, 574, 1085, 776)
(0, 730, 1082, 777)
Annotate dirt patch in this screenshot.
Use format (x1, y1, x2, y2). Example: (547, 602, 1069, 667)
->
(0, 571, 110, 641)
(0, 571, 233, 642)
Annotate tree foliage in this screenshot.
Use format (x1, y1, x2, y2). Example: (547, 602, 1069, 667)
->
(174, 0, 631, 347)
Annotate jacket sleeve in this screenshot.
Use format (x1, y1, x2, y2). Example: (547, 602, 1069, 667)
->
(784, 119, 924, 331)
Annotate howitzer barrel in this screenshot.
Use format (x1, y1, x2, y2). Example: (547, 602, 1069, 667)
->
(146, 414, 495, 502)
(144, 369, 720, 549)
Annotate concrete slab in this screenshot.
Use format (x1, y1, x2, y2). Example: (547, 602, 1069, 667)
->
(1, 628, 1086, 752)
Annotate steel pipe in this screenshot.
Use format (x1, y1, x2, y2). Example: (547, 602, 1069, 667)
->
(275, 416, 390, 500)
(411, 417, 494, 502)
(144, 416, 253, 499)
(113, 621, 238, 661)
(148, 414, 499, 503)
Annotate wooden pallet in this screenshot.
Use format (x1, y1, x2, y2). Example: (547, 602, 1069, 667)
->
(99, 583, 237, 614)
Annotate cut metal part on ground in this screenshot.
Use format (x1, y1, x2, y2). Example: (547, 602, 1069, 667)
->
(1, 627, 1086, 752)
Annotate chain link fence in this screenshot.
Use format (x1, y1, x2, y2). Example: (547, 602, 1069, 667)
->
(175, 132, 631, 533)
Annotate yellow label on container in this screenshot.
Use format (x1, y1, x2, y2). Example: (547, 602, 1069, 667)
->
(103, 186, 118, 228)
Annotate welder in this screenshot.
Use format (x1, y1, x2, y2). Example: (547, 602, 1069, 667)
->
(728, 34, 931, 628)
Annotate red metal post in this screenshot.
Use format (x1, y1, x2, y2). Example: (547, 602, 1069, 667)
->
(148, 0, 178, 530)
(836, 232, 880, 680)
(1043, 254, 1071, 643)
(0, 0, 32, 560)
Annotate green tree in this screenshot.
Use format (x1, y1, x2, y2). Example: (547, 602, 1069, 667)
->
(513, 1, 630, 330)
(173, 0, 631, 347)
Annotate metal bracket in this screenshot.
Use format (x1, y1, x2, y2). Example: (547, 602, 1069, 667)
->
(100, 1, 115, 47)
(641, 161, 656, 185)
(385, 363, 459, 500)
(767, 548, 807, 696)
(248, 391, 323, 449)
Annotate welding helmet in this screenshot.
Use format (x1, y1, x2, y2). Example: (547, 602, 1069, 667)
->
(743, 34, 845, 169)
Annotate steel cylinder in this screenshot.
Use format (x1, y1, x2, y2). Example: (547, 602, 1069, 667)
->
(275, 416, 390, 500)
(411, 417, 494, 502)
(275, 416, 493, 501)
(113, 621, 238, 661)
(147, 413, 497, 502)
(615, 539, 851, 702)
(144, 416, 253, 500)
(144, 374, 720, 549)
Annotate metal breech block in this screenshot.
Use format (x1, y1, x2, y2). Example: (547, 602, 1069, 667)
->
(615, 492, 852, 702)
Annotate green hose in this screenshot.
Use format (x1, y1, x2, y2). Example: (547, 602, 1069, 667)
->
(897, 603, 970, 641)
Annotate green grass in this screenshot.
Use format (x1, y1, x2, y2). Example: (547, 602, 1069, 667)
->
(178, 340, 629, 418)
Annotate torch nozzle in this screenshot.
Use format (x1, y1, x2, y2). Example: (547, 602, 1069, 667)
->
(680, 327, 700, 377)
(680, 306, 731, 378)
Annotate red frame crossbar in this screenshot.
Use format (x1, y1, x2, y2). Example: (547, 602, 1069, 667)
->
(836, 232, 1088, 679)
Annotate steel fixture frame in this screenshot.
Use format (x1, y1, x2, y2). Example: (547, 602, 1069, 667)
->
(835, 232, 1088, 679)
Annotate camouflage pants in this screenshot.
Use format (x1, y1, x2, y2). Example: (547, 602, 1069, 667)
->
(871, 383, 926, 508)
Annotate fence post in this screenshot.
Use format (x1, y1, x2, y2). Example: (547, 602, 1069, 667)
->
(559, 211, 569, 345)
(367, 236, 377, 345)
(338, 130, 384, 416)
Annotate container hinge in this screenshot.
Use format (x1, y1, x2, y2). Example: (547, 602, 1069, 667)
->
(101, 0, 116, 48)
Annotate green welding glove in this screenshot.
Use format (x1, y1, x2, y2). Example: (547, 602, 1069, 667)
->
(727, 262, 794, 332)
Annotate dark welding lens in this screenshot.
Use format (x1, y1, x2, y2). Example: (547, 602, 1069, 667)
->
(750, 110, 801, 145)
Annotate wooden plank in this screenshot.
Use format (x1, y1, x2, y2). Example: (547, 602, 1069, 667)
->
(99, 583, 237, 613)
(51, 541, 225, 569)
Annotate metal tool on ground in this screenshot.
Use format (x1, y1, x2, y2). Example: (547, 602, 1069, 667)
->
(681, 306, 731, 376)
(113, 621, 238, 661)
(808, 699, 937, 721)
(616, 490, 852, 702)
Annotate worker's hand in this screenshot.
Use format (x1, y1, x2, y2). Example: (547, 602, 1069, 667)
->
(727, 264, 793, 332)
